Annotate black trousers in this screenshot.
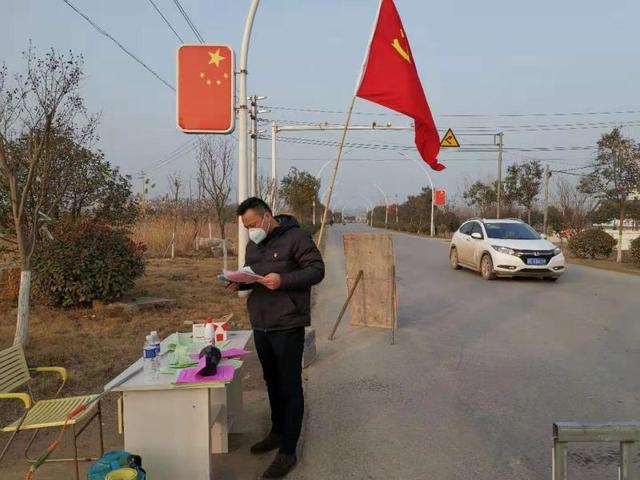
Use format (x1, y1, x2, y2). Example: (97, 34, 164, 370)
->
(253, 327, 305, 455)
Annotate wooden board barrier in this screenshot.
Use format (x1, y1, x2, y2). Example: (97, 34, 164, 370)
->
(343, 233, 396, 329)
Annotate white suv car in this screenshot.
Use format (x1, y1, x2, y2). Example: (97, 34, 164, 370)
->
(449, 219, 565, 280)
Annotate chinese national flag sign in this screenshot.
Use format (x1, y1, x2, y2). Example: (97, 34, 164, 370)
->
(177, 45, 235, 133)
(356, 0, 444, 171)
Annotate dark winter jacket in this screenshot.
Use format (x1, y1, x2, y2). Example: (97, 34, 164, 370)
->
(243, 215, 325, 331)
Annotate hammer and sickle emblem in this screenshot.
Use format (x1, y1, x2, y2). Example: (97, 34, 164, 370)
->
(391, 29, 411, 63)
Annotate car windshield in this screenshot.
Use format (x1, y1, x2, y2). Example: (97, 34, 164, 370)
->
(483, 222, 540, 240)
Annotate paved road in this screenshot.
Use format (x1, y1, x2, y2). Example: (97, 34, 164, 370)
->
(294, 224, 640, 480)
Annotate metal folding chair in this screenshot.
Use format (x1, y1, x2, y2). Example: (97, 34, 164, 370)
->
(0, 344, 104, 480)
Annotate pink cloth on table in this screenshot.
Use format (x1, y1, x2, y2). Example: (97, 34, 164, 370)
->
(221, 348, 251, 358)
(175, 364, 235, 384)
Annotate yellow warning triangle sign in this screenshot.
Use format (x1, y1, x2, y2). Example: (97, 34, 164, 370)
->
(440, 128, 460, 148)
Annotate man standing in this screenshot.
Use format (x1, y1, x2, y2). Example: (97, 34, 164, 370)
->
(229, 197, 325, 478)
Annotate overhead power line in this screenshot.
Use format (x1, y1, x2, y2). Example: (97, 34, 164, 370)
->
(258, 134, 595, 154)
(263, 104, 640, 119)
(62, 0, 175, 91)
(142, 139, 197, 170)
(261, 116, 640, 134)
(146, 0, 185, 43)
(173, 0, 205, 43)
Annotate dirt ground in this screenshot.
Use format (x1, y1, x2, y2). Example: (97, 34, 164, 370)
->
(0, 255, 264, 479)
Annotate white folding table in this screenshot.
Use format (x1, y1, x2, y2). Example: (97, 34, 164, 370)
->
(104, 330, 252, 480)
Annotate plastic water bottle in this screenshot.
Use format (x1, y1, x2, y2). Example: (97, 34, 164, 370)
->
(150, 331, 161, 356)
(149, 331, 162, 371)
(204, 317, 215, 345)
(143, 335, 158, 380)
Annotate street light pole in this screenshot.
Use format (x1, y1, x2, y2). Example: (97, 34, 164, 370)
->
(398, 152, 435, 237)
(237, 0, 261, 270)
(374, 184, 390, 229)
(312, 199, 316, 225)
(359, 194, 374, 227)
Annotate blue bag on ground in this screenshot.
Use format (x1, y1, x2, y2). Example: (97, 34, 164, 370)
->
(87, 450, 146, 480)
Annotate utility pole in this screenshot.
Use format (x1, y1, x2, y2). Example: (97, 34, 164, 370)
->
(249, 95, 267, 197)
(543, 163, 550, 236)
(395, 194, 399, 223)
(496, 132, 504, 219)
(270, 122, 277, 211)
(138, 171, 154, 218)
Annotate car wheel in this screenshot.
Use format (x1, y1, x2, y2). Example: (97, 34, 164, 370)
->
(450, 248, 461, 270)
(480, 254, 496, 280)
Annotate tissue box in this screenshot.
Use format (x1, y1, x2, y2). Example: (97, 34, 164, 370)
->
(192, 323, 205, 342)
(213, 320, 228, 343)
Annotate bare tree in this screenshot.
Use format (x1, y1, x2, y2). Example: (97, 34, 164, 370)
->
(167, 172, 182, 259)
(257, 173, 286, 213)
(197, 137, 233, 239)
(555, 176, 597, 230)
(0, 45, 90, 345)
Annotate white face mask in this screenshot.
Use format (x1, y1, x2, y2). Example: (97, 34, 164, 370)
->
(248, 215, 268, 244)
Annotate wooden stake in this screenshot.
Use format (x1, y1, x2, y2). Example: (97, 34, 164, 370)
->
(391, 264, 398, 345)
(328, 269, 363, 341)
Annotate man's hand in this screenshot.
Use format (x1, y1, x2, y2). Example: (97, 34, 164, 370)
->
(225, 282, 240, 293)
(258, 273, 281, 290)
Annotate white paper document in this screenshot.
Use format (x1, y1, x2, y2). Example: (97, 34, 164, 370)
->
(221, 266, 263, 284)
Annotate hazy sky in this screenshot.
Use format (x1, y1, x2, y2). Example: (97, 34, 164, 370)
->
(2, 0, 639, 211)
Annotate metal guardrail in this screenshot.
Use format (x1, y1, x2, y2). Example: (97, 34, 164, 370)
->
(553, 422, 640, 480)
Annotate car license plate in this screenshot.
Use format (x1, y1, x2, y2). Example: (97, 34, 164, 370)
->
(527, 258, 546, 265)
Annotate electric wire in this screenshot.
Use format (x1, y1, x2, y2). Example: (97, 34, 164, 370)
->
(146, 0, 185, 43)
(62, 0, 175, 91)
(172, 0, 205, 43)
(261, 117, 640, 134)
(263, 104, 640, 119)
(257, 134, 596, 154)
(143, 139, 198, 170)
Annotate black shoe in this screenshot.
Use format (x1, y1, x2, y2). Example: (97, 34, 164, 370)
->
(250, 433, 282, 454)
(262, 453, 297, 479)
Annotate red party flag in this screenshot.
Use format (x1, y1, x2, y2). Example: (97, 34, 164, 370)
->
(356, 0, 444, 171)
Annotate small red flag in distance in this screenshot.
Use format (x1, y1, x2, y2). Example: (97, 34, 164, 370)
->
(356, 0, 444, 171)
(177, 45, 235, 133)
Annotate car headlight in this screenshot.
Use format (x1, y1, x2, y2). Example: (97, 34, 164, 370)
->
(491, 245, 516, 255)
(553, 247, 562, 256)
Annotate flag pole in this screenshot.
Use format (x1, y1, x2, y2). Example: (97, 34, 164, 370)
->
(316, 95, 356, 249)
(317, 0, 381, 249)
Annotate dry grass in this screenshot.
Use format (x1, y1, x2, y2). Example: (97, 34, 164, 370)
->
(0, 255, 265, 477)
(130, 217, 238, 257)
(0, 256, 256, 409)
